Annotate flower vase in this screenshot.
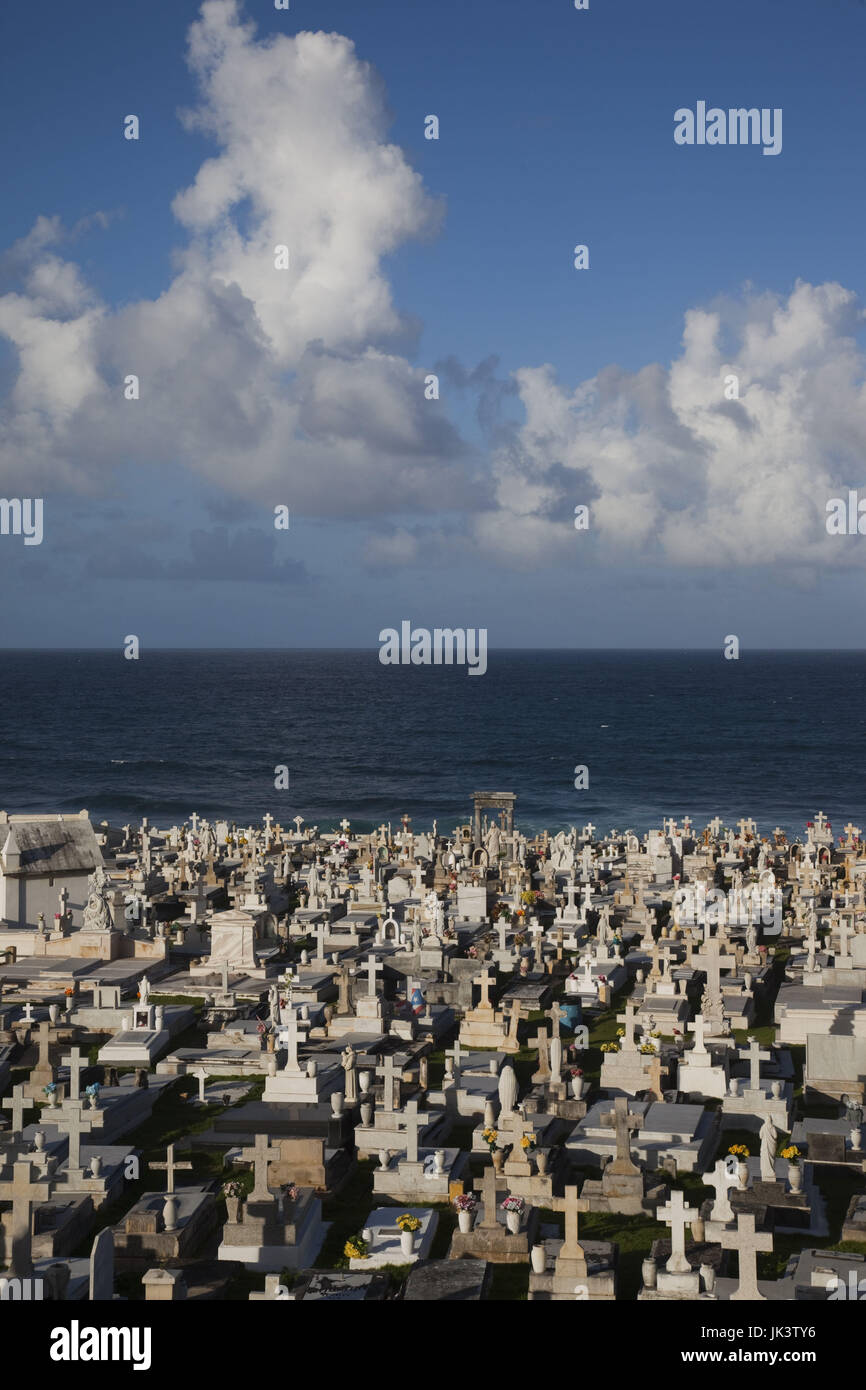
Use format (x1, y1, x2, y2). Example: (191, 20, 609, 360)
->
(787, 1162, 803, 1194)
(531, 1243, 546, 1274)
(536, 1150, 548, 1176)
(400, 1229, 415, 1258)
(458, 1210, 474, 1234)
(737, 1161, 749, 1191)
(225, 1196, 240, 1222)
(571, 1076, 585, 1100)
(492, 1149, 504, 1174)
(360, 1101, 373, 1127)
(505, 1210, 521, 1235)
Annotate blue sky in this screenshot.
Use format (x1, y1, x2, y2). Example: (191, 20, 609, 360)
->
(1, 0, 865, 648)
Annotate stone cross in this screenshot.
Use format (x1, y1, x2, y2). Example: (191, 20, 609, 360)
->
(835, 914, 854, 961)
(531, 1027, 550, 1079)
(276, 1010, 301, 1072)
(645, 1053, 664, 1102)
(241, 1134, 282, 1203)
(376, 1053, 402, 1112)
(2, 1084, 33, 1136)
(401, 1099, 422, 1165)
(658, 1189, 698, 1273)
(60, 1045, 86, 1100)
(0, 1159, 51, 1277)
(34, 1020, 57, 1075)
(602, 1097, 642, 1176)
(621, 1003, 639, 1052)
(194, 1067, 208, 1103)
(57, 1100, 95, 1172)
(473, 1164, 506, 1230)
(745, 1037, 771, 1092)
(504, 998, 525, 1044)
(365, 954, 383, 998)
(473, 968, 496, 1011)
(704, 1158, 738, 1224)
(150, 1142, 193, 1195)
(444, 1039, 465, 1076)
(648, 940, 662, 982)
(558, 1183, 590, 1263)
(687, 1014, 709, 1057)
(701, 933, 737, 1014)
(844, 823, 861, 846)
(720, 1213, 773, 1300)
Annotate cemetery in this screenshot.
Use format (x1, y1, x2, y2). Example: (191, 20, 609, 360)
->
(0, 800, 864, 1306)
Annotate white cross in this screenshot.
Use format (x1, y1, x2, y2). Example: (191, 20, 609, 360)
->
(620, 1004, 639, 1051)
(744, 1036, 771, 1092)
(62, 1046, 86, 1101)
(657, 1189, 699, 1274)
(57, 1099, 95, 1172)
(2, 1085, 33, 1135)
(704, 1158, 738, 1224)
(0, 1160, 51, 1278)
(365, 954, 383, 998)
(376, 1053, 402, 1112)
(276, 1011, 301, 1072)
(720, 1213, 773, 1301)
(687, 1014, 709, 1056)
(400, 1099, 423, 1165)
(149, 1141, 192, 1195)
(473, 968, 496, 1010)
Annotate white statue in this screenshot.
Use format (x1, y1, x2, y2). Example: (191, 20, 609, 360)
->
(759, 1114, 777, 1182)
(498, 1063, 517, 1117)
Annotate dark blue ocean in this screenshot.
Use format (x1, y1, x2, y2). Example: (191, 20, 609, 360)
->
(0, 650, 863, 840)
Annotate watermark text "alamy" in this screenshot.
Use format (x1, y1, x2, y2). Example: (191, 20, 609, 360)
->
(379, 622, 487, 676)
(674, 103, 782, 156)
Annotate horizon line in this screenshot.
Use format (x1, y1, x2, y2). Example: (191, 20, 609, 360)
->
(0, 646, 865, 655)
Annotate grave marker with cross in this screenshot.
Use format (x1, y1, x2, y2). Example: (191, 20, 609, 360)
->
(658, 1189, 699, 1274)
(473, 968, 496, 1012)
(400, 1099, 423, 1165)
(376, 1053, 402, 1113)
(365, 954, 383, 998)
(56, 1100, 95, 1174)
(720, 1213, 773, 1300)
(531, 1026, 550, 1080)
(149, 1142, 193, 1195)
(601, 1097, 642, 1176)
(0, 1159, 51, 1277)
(704, 1158, 738, 1225)
(744, 1036, 771, 1093)
(472, 1164, 507, 1230)
(687, 1014, 709, 1057)
(2, 1084, 34, 1137)
(61, 1045, 88, 1102)
(553, 1183, 591, 1277)
(241, 1134, 282, 1203)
